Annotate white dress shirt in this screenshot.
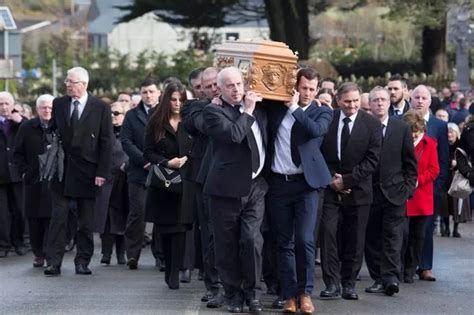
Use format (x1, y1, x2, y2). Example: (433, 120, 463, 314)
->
(271, 104, 310, 175)
(381, 116, 389, 137)
(70, 93, 88, 119)
(337, 111, 358, 160)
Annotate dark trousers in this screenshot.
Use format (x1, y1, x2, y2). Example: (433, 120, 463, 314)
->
(162, 232, 186, 288)
(196, 185, 220, 294)
(0, 183, 25, 250)
(66, 202, 78, 245)
(320, 190, 371, 288)
(261, 228, 279, 295)
(100, 218, 124, 259)
(403, 216, 428, 278)
(182, 226, 196, 270)
(150, 224, 164, 261)
(28, 218, 50, 259)
(419, 214, 435, 271)
(267, 175, 319, 299)
(124, 183, 146, 260)
(48, 191, 95, 266)
(209, 176, 267, 302)
(364, 189, 406, 285)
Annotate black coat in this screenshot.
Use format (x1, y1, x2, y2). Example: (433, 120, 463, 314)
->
(94, 127, 129, 234)
(0, 117, 23, 184)
(321, 109, 382, 206)
(375, 117, 418, 206)
(143, 122, 194, 227)
(120, 103, 152, 185)
(49, 93, 114, 198)
(202, 99, 268, 198)
(13, 117, 52, 218)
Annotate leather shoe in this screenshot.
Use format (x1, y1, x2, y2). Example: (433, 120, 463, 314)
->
(282, 297, 297, 313)
(246, 299, 263, 313)
(201, 290, 214, 302)
(271, 296, 286, 309)
(14, 246, 27, 256)
(417, 270, 436, 281)
(320, 284, 340, 299)
(100, 254, 111, 265)
(403, 275, 414, 284)
(299, 294, 315, 314)
(206, 294, 223, 308)
(127, 257, 138, 270)
(44, 265, 61, 276)
(75, 264, 92, 275)
(341, 286, 359, 300)
(180, 269, 191, 283)
(365, 282, 384, 293)
(384, 283, 399, 296)
(33, 256, 45, 268)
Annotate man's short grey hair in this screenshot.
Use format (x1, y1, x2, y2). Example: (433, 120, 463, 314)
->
(67, 67, 89, 83)
(36, 94, 55, 108)
(369, 86, 390, 102)
(217, 67, 242, 88)
(0, 91, 14, 104)
(411, 85, 431, 100)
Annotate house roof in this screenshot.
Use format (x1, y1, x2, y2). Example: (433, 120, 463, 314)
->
(88, 0, 132, 35)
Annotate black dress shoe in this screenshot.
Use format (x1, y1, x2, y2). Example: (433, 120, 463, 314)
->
(33, 256, 45, 268)
(207, 294, 223, 308)
(246, 299, 263, 313)
(271, 296, 286, 309)
(14, 246, 27, 256)
(75, 264, 92, 275)
(365, 282, 384, 293)
(341, 287, 359, 300)
(201, 290, 214, 302)
(44, 265, 61, 276)
(180, 269, 191, 283)
(403, 276, 414, 284)
(227, 303, 243, 313)
(384, 283, 399, 296)
(320, 284, 341, 299)
(127, 258, 138, 270)
(100, 254, 111, 265)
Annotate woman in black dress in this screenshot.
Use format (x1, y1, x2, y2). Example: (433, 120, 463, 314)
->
(144, 82, 193, 289)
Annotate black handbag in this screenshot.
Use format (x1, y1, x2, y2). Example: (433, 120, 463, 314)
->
(145, 164, 182, 194)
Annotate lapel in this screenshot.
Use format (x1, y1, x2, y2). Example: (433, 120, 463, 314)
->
(327, 109, 340, 159)
(220, 99, 239, 122)
(384, 117, 394, 143)
(63, 97, 72, 126)
(78, 93, 94, 124)
(342, 110, 364, 160)
(164, 124, 177, 138)
(136, 103, 148, 126)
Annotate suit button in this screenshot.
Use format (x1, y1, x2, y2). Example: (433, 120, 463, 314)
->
(6, 147, 10, 151)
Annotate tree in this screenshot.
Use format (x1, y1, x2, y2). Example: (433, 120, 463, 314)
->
(117, 0, 325, 60)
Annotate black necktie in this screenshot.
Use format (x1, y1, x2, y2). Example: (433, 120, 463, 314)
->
(290, 122, 302, 167)
(233, 104, 241, 116)
(341, 117, 351, 158)
(70, 100, 79, 127)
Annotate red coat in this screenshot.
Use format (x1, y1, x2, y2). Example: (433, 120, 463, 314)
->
(407, 134, 440, 216)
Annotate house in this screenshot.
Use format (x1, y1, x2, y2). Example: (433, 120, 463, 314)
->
(87, 0, 269, 62)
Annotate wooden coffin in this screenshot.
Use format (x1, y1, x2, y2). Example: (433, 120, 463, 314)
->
(214, 39, 298, 102)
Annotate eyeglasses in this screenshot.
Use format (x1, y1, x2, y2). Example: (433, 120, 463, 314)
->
(111, 111, 123, 116)
(64, 79, 82, 85)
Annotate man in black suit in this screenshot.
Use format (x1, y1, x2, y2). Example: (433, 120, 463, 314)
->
(120, 78, 162, 270)
(0, 92, 26, 258)
(266, 68, 333, 314)
(364, 86, 417, 296)
(182, 67, 222, 306)
(203, 67, 267, 313)
(387, 74, 410, 116)
(44, 67, 113, 276)
(319, 82, 382, 300)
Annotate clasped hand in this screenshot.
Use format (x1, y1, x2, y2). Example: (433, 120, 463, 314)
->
(167, 156, 188, 169)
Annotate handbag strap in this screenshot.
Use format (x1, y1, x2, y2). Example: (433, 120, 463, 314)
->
(456, 147, 472, 167)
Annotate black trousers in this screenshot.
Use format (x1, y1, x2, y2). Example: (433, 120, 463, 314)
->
(162, 232, 186, 288)
(48, 191, 95, 266)
(100, 217, 124, 258)
(403, 216, 428, 279)
(0, 183, 25, 251)
(124, 183, 147, 260)
(209, 176, 267, 302)
(28, 218, 50, 259)
(320, 190, 371, 288)
(364, 188, 406, 285)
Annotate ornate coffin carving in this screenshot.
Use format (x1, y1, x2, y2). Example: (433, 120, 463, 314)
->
(214, 39, 298, 102)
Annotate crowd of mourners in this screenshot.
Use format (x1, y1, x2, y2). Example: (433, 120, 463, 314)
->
(0, 64, 472, 314)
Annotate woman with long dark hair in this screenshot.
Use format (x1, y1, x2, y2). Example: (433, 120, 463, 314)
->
(143, 82, 193, 289)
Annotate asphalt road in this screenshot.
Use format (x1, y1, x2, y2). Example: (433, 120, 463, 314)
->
(1, 221, 473, 314)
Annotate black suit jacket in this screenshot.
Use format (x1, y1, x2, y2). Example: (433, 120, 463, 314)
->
(376, 117, 417, 206)
(388, 100, 410, 116)
(203, 99, 267, 198)
(120, 102, 151, 185)
(50, 93, 113, 198)
(0, 117, 23, 184)
(322, 109, 382, 206)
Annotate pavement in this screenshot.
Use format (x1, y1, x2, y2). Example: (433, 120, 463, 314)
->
(1, 221, 473, 314)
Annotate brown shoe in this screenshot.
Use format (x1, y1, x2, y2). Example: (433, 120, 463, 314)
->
(283, 297, 297, 313)
(299, 294, 315, 314)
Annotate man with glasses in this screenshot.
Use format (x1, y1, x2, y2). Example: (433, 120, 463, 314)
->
(44, 67, 113, 276)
